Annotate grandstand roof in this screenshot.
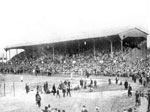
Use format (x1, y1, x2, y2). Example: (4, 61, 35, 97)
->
(119, 28, 148, 39)
(4, 27, 148, 51)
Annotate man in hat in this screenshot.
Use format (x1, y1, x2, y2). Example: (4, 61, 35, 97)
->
(47, 104, 51, 112)
(124, 80, 128, 90)
(108, 79, 111, 85)
(80, 78, 84, 88)
(25, 83, 30, 94)
(67, 86, 71, 97)
(56, 88, 60, 98)
(52, 84, 56, 95)
(115, 76, 119, 84)
(128, 84, 132, 97)
(42, 106, 48, 112)
(35, 92, 41, 107)
(62, 86, 66, 97)
(94, 80, 97, 88)
(95, 106, 100, 112)
(81, 105, 88, 112)
(135, 91, 140, 106)
(20, 76, 23, 82)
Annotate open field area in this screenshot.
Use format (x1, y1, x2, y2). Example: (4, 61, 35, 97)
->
(0, 74, 145, 112)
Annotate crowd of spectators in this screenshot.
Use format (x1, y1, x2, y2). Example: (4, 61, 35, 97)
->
(0, 46, 150, 78)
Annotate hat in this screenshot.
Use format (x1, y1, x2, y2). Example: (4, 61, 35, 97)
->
(48, 104, 51, 107)
(96, 106, 99, 110)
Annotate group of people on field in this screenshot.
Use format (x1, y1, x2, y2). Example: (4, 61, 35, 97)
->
(79, 78, 97, 90)
(41, 103, 66, 112)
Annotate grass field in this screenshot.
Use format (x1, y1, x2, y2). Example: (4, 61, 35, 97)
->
(0, 74, 143, 112)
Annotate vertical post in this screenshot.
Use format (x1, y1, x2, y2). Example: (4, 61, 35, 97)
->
(93, 39, 95, 57)
(110, 41, 113, 58)
(64, 42, 67, 55)
(5, 50, 7, 62)
(53, 45, 55, 60)
(13, 82, 15, 96)
(146, 38, 148, 59)
(64, 43, 66, 54)
(78, 41, 80, 55)
(9, 50, 11, 60)
(4, 80, 5, 96)
(121, 40, 123, 56)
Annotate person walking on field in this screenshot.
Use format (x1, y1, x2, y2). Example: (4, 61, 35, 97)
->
(20, 76, 23, 82)
(90, 78, 93, 87)
(35, 92, 41, 107)
(124, 80, 128, 90)
(67, 86, 71, 97)
(135, 91, 140, 106)
(115, 76, 119, 84)
(108, 79, 111, 85)
(52, 84, 56, 95)
(128, 84, 132, 97)
(80, 78, 84, 88)
(25, 83, 30, 94)
(94, 80, 97, 88)
(62, 87, 66, 97)
(56, 88, 60, 98)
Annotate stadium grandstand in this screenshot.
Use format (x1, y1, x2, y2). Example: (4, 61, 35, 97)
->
(1, 28, 149, 77)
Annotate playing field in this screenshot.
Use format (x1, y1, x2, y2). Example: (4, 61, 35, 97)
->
(0, 74, 142, 112)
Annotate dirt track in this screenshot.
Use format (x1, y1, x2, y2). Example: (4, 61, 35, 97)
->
(0, 74, 143, 112)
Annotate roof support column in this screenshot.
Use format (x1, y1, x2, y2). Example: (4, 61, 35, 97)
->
(64, 42, 66, 54)
(5, 50, 7, 62)
(93, 39, 95, 57)
(107, 37, 113, 58)
(121, 39, 123, 56)
(9, 50, 11, 60)
(110, 41, 113, 58)
(146, 37, 148, 59)
(78, 41, 80, 55)
(53, 45, 55, 60)
(2, 54, 4, 63)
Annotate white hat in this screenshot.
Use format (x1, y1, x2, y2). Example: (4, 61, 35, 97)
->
(96, 106, 99, 110)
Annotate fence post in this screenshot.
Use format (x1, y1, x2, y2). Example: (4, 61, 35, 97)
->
(13, 82, 15, 96)
(0, 82, 1, 95)
(4, 80, 5, 96)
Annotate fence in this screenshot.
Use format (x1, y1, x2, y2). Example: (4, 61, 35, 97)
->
(0, 81, 15, 97)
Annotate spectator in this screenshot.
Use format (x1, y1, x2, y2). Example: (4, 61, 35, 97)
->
(95, 107, 100, 112)
(81, 105, 88, 112)
(48, 104, 51, 112)
(42, 106, 48, 112)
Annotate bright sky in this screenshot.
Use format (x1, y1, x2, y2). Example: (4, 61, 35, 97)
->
(0, 0, 150, 57)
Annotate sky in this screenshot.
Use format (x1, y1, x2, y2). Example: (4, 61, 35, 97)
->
(0, 0, 150, 57)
